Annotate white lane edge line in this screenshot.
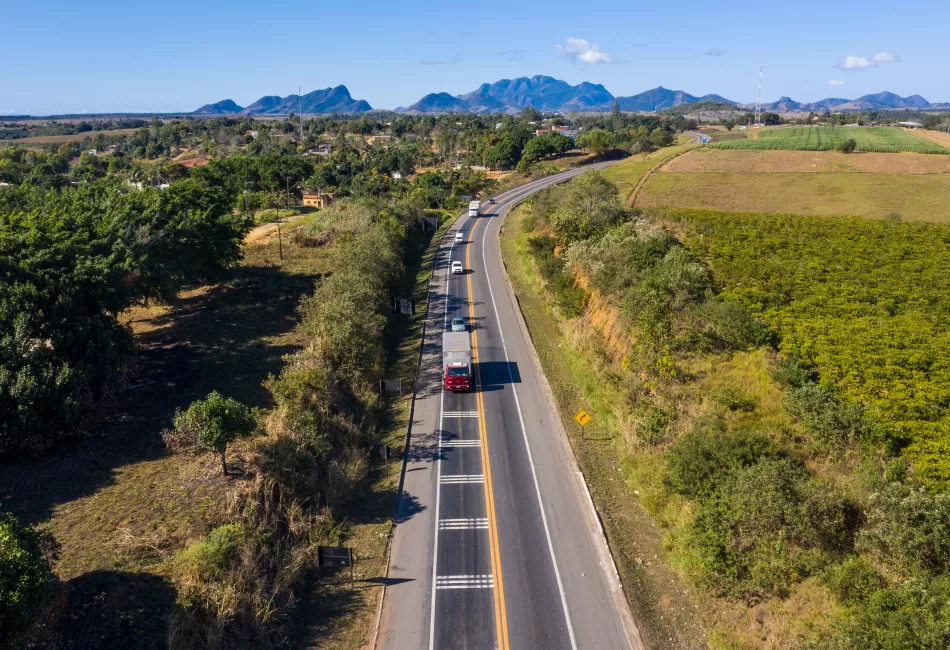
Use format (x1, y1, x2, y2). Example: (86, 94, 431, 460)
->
(480, 180, 581, 650)
(427, 170, 593, 650)
(429, 221, 458, 650)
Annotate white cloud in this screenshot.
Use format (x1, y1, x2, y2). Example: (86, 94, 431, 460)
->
(838, 51, 900, 70)
(555, 37, 615, 64)
(703, 47, 724, 57)
(829, 79, 845, 86)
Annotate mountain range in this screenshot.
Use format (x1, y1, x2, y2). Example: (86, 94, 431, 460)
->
(742, 91, 948, 113)
(193, 85, 371, 116)
(399, 77, 736, 114)
(193, 78, 947, 116)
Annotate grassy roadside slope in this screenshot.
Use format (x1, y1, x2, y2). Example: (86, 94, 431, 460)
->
(499, 203, 709, 649)
(501, 203, 854, 649)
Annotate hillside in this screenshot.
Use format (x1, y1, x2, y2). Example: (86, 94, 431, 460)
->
(612, 86, 737, 111)
(746, 91, 937, 113)
(192, 99, 244, 115)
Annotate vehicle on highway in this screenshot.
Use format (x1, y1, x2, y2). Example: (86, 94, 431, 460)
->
(454, 232, 464, 244)
(468, 200, 480, 218)
(442, 331, 471, 391)
(488, 197, 495, 204)
(451, 316, 466, 332)
(451, 261, 463, 274)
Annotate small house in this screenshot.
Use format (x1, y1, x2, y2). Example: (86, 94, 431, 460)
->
(302, 192, 334, 209)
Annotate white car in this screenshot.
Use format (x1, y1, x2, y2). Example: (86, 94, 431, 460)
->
(451, 261, 463, 274)
(454, 232, 465, 244)
(451, 317, 466, 332)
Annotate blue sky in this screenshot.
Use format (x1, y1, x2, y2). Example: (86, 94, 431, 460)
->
(2, 0, 948, 114)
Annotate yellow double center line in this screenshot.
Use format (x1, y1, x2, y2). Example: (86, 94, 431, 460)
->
(465, 216, 510, 650)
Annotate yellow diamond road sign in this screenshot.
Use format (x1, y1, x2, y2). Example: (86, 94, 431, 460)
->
(574, 410, 591, 427)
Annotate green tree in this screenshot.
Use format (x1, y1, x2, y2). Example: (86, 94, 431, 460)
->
(484, 136, 520, 170)
(0, 512, 58, 649)
(576, 128, 613, 156)
(173, 392, 256, 475)
(837, 138, 857, 154)
(546, 171, 626, 244)
(520, 106, 542, 123)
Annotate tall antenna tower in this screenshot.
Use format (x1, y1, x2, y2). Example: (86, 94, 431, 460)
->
(754, 66, 764, 128)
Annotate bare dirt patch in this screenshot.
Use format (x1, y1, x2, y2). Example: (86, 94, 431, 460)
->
(663, 148, 950, 174)
(915, 129, 950, 147)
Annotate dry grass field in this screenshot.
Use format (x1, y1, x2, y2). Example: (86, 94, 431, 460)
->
(638, 171, 950, 222)
(915, 128, 950, 147)
(638, 147, 950, 223)
(0, 127, 138, 146)
(664, 148, 950, 174)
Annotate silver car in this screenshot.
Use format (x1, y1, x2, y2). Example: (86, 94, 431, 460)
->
(451, 317, 466, 332)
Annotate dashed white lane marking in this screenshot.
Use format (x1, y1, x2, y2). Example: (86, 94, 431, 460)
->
(441, 438, 481, 447)
(436, 575, 494, 589)
(439, 474, 485, 484)
(442, 411, 479, 418)
(439, 518, 490, 530)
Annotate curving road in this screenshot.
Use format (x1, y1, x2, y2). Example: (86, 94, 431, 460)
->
(377, 167, 643, 650)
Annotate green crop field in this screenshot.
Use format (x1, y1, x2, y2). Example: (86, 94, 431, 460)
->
(710, 126, 950, 154)
(666, 208, 950, 489)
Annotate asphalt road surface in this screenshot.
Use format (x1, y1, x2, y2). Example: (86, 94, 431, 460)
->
(377, 166, 643, 650)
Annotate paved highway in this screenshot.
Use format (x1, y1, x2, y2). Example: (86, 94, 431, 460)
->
(377, 167, 642, 650)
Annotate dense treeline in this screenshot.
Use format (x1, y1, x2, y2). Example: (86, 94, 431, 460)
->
(165, 197, 426, 645)
(0, 176, 246, 457)
(518, 175, 950, 648)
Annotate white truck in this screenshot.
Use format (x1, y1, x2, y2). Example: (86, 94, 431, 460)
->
(442, 331, 472, 391)
(468, 200, 480, 218)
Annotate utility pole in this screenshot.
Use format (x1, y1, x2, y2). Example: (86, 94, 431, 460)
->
(755, 66, 764, 128)
(275, 182, 284, 261)
(299, 86, 304, 144)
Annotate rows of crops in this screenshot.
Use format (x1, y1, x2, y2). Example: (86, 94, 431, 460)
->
(667, 208, 950, 488)
(710, 126, 950, 154)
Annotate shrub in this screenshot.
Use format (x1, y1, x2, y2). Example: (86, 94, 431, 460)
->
(783, 383, 868, 447)
(836, 138, 857, 154)
(771, 356, 813, 388)
(0, 513, 58, 649)
(665, 418, 780, 502)
(857, 484, 950, 577)
(692, 299, 772, 351)
(813, 576, 950, 650)
(175, 524, 243, 583)
(686, 458, 852, 600)
(173, 392, 256, 475)
(637, 405, 673, 445)
(711, 386, 758, 413)
(526, 234, 588, 317)
(822, 556, 885, 606)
